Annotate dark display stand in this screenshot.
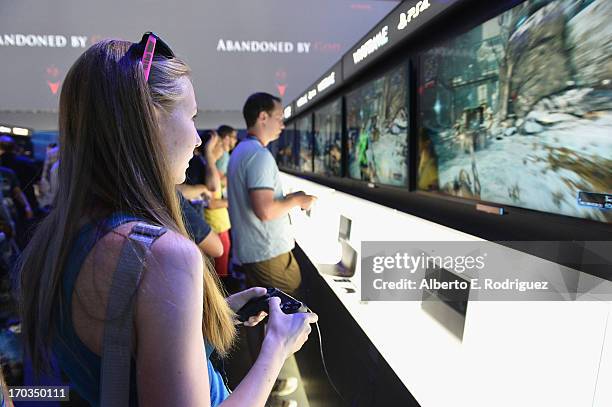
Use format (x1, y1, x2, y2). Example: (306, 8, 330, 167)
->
(294, 245, 420, 407)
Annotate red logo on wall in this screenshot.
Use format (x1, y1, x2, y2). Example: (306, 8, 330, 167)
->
(275, 69, 287, 97)
(47, 82, 60, 94)
(46, 64, 61, 95)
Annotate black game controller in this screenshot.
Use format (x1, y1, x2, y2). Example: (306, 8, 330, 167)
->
(236, 288, 309, 323)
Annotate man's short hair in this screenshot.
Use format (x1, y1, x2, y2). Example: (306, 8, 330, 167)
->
(217, 125, 235, 139)
(242, 92, 281, 129)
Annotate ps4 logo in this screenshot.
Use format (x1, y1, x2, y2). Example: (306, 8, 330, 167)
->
(397, 0, 431, 30)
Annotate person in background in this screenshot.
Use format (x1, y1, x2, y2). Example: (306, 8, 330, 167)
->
(0, 135, 39, 216)
(0, 166, 33, 224)
(177, 131, 230, 274)
(202, 133, 232, 282)
(227, 92, 317, 402)
(215, 125, 237, 188)
(228, 92, 316, 297)
(215, 126, 241, 284)
(179, 190, 223, 258)
(0, 136, 38, 247)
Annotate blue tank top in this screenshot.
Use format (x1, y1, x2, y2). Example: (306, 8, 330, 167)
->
(52, 213, 229, 406)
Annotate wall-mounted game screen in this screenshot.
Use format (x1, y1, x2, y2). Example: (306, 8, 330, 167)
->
(418, 0, 612, 222)
(347, 63, 409, 186)
(314, 98, 343, 177)
(275, 124, 296, 170)
(296, 114, 314, 172)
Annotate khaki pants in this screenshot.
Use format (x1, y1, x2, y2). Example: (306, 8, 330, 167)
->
(242, 251, 302, 297)
(241, 251, 302, 362)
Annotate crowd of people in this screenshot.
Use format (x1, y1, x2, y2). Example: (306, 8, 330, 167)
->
(0, 33, 319, 407)
(0, 136, 62, 407)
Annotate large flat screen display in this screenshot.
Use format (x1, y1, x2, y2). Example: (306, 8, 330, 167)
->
(418, 0, 612, 222)
(314, 98, 342, 177)
(275, 124, 296, 170)
(296, 114, 313, 172)
(346, 63, 408, 186)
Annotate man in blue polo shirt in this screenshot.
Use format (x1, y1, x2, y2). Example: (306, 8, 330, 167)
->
(227, 92, 317, 402)
(228, 92, 316, 297)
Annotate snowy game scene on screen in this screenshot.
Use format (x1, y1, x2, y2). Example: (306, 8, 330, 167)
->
(418, 0, 612, 222)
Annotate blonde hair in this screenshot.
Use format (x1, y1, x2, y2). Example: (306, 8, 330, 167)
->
(19, 39, 235, 374)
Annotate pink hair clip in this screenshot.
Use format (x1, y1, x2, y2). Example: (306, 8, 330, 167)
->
(141, 34, 157, 82)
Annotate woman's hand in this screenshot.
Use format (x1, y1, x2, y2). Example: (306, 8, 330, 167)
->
(265, 297, 318, 359)
(226, 287, 268, 327)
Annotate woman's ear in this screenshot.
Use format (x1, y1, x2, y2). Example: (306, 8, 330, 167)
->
(154, 105, 167, 132)
(154, 105, 162, 120)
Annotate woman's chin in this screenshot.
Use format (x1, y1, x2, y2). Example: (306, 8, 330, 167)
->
(175, 173, 186, 185)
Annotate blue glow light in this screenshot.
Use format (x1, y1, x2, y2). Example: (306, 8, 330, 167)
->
(434, 99, 441, 115)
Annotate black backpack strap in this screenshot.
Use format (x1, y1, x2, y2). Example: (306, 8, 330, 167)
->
(100, 222, 167, 407)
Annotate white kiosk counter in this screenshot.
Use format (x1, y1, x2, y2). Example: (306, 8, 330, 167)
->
(281, 173, 612, 407)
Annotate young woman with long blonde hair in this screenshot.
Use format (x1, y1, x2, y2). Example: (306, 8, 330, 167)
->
(19, 33, 317, 406)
